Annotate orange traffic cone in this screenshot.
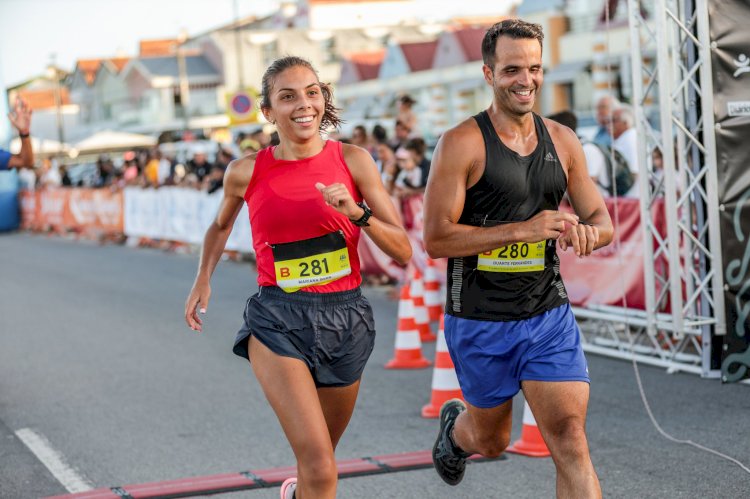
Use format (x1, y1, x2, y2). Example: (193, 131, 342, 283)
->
(410, 268, 436, 343)
(506, 401, 550, 457)
(423, 258, 444, 322)
(385, 284, 431, 369)
(421, 316, 464, 418)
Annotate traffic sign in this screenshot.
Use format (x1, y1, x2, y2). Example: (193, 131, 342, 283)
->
(226, 88, 259, 125)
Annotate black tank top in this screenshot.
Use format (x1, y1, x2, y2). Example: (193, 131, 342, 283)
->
(446, 111, 569, 321)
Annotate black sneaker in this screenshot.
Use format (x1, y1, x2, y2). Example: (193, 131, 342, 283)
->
(432, 398, 469, 486)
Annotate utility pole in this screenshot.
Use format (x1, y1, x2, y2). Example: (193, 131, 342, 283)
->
(233, 0, 245, 90)
(176, 29, 191, 133)
(48, 54, 65, 155)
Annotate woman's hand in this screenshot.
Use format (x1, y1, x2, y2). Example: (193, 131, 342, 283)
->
(315, 182, 362, 220)
(185, 279, 211, 332)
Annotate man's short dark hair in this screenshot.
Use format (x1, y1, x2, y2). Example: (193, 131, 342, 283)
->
(482, 19, 544, 69)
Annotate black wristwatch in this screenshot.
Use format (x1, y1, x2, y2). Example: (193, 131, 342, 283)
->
(351, 202, 372, 227)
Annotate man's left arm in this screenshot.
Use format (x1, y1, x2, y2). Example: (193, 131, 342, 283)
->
(559, 126, 614, 256)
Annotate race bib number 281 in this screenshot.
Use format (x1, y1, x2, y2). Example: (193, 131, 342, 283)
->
(477, 241, 545, 273)
(271, 231, 351, 292)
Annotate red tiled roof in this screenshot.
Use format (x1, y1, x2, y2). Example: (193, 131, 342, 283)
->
(452, 27, 486, 62)
(76, 59, 103, 85)
(108, 57, 131, 73)
(18, 88, 71, 110)
(75, 56, 132, 85)
(349, 50, 385, 80)
(400, 40, 438, 72)
(139, 39, 179, 57)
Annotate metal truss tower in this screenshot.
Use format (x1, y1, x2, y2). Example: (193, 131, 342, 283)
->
(578, 0, 725, 377)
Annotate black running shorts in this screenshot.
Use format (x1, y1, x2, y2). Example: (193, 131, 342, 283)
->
(233, 286, 376, 387)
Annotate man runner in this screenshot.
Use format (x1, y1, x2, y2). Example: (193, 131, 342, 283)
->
(423, 19, 613, 498)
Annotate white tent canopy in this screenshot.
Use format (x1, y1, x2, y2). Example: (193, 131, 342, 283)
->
(73, 130, 157, 154)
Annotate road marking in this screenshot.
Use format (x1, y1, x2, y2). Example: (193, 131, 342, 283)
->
(15, 428, 93, 493)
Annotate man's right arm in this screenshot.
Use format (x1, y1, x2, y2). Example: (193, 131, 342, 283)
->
(423, 122, 579, 259)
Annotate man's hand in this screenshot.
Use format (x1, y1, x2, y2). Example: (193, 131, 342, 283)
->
(8, 97, 32, 134)
(519, 210, 580, 243)
(315, 182, 361, 220)
(558, 222, 600, 257)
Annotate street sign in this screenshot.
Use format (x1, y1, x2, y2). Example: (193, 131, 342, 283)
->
(226, 88, 259, 125)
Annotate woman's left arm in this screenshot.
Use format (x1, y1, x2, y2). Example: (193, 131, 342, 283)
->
(334, 144, 412, 265)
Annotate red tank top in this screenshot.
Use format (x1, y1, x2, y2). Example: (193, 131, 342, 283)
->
(244, 140, 363, 292)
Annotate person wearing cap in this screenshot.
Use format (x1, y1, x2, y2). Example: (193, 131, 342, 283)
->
(0, 97, 34, 171)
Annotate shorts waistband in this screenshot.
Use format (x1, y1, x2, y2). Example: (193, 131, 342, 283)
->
(258, 285, 362, 304)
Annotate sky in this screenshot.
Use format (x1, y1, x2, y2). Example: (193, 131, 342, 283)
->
(0, 0, 279, 87)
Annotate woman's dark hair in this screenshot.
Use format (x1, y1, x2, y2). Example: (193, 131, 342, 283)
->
(372, 123, 387, 143)
(260, 55, 342, 131)
(404, 137, 426, 158)
(482, 19, 544, 70)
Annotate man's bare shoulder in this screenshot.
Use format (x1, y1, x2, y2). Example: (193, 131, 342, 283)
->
(435, 117, 484, 167)
(542, 116, 579, 148)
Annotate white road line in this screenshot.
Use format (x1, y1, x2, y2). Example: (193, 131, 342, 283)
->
(14, 428, 93, 493)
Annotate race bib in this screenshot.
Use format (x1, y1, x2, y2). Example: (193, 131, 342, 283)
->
(270, 231, 351, 293)
(477, 241, 546, 273)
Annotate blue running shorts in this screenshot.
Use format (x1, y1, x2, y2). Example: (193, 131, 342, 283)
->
(444, 303, 589, 408)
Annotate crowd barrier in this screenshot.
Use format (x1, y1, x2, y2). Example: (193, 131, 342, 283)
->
(17, 188, 659, 311)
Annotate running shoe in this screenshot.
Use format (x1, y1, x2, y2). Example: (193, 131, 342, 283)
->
(280, 476, 297, 499)
(432, 398, 469, 486)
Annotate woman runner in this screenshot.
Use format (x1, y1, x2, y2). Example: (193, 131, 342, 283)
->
(184, 56, 412, 499)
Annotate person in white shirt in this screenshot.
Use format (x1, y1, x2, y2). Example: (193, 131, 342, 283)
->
(611, 105, 639, 198)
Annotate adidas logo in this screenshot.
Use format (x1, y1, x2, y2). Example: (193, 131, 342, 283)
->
(544, 152, 557, 162)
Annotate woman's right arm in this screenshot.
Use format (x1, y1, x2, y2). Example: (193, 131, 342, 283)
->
(184, 156, 254, 331)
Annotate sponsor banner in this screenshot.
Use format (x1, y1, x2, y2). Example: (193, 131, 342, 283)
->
(19, 188, 124, 234)
(710, 0, 750, 380)
(123, 187, 252, 252)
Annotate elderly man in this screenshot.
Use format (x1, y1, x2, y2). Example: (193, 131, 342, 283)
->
(593, 94, 620, 148)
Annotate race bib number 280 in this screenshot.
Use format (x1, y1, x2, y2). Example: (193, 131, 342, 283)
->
(271, 231, 351, 292)
(477, 241, 545, 273)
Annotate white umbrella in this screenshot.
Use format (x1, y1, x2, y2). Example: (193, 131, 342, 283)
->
(73, 130, 157, 154)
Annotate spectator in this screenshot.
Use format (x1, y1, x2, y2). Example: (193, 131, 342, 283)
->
(95, 155, 115, 187)
(593, 94, 620, 148)
(611, 104, 639, 197)
(187, 147, 212, 182)
(372, 123, 387, 145)
(0, 97, 34, 171)
(404, 137, 430, 187)
(393, 146, 422, 195)
(39, 158, 62, 187)
(375, 141, 396, 191)
(396, 94, 418, 134)
(60, 164, 72, 187)
(389, 120, 411, 151)
(250, 126, 272, 149)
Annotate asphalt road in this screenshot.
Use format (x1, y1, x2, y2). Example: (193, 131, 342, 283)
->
(1, 232, 749, 498)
